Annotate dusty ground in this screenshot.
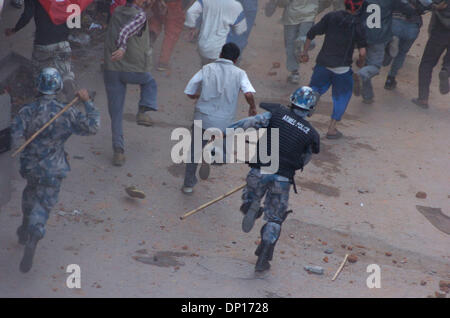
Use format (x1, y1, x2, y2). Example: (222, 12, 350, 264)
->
(0, 5, 449, 298)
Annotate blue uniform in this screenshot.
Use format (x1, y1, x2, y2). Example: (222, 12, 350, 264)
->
(229, 107, 319, 270)
(11, 95, 100, 237)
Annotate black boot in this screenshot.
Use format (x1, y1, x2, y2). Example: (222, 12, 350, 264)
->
(19, 224, 43, 273)
(384, 76, 397, 90)
(439, 68, 449, 95)
(254, 241, 272, 272)
(242, 201, 263, 233)
(17, 217, 30, 245)
(16, 225, 28, 246)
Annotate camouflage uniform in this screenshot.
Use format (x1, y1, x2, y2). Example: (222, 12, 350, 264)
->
(229, 106, 319, 271)
(11, 95, 100, 238)
(242, 168, 291, 243)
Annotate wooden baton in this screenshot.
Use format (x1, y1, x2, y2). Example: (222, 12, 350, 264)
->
(180, 183, 246, 220)
(11, 97, 80, 158)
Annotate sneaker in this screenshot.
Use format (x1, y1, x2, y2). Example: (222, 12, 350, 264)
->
(353, 73, 361, 96)
(384, 76, 397, 90)
(411, 98, 429, 109)
(136, 112, 153, 127)
(113, 151, 126, 166)
(156, 63, 169, 72)
(198, 163, 210, 180)
(181, 186, 193, 195)
(439, 68, 449, 95)
(362, 98, 374, 105)
(287, 72, 300, 85)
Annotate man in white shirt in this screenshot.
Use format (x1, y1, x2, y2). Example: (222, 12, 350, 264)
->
(182, 43, 256, 194)
(185, 0, 247, 65)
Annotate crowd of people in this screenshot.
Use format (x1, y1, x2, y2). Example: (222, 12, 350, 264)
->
(2, 0, 449, 273)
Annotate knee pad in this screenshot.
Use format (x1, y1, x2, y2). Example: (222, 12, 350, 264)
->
(28, 223, 45, 240)
(261, 222, 281, 245)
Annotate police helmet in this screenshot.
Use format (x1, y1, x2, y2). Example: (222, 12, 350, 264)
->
(290, 86, 317, 114)
(37, 67, 63, 95)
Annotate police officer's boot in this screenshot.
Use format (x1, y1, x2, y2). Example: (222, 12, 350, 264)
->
(254, 224, 278, 272)
(241, 201, 263, 233)
(16, 216, 29, 245)
(20, 224, 44, 273)
(254, 241, 273, 272)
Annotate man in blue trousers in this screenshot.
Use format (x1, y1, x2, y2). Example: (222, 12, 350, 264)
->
(227, 0, 258, 54)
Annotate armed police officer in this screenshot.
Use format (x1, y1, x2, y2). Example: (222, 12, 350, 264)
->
(11, 68, 100, 273)
(228, 87, 320, 272)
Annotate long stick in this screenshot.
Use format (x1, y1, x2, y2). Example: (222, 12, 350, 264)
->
(11, 97, 79, 158)
(180, 183, 246, 220)
(332, 254, 349, 281)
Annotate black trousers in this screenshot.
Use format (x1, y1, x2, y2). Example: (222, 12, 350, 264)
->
(418, 27, 450, 100)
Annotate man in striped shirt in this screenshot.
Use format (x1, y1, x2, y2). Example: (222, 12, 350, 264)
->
(104, 0, 159, 166)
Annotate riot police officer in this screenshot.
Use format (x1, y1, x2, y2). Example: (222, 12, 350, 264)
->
(228, 86, 320, 272)
(11, 68, 100, 273)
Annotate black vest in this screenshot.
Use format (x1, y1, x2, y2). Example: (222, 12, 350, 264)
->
(249, 104, 319, 179)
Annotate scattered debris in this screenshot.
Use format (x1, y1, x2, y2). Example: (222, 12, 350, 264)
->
(347, 254, 358, 263)
(416, 191, 427, 199)
(420, 280, 427, 286)
(323, 257, 329, 263)
(268, 71, 277, 76)
(434, 291, 446, 298)
(289, 234, 295, 239)
(385, 252, 392, 257)
(439, 280, 450, 293)
(73, 156, 84, 160)
(324, 248, 334, 254)
(272, 62, 281, 69)
(332, 254, 349, 281)
(304, 265, 324, 275)
(358, 189, 369, 194)
(57, 209, 83, 217)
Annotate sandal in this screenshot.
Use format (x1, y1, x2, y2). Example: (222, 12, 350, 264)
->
(326, 130, 343, 140)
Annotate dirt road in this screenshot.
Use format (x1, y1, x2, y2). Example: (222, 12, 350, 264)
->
(0, 5, 449, 297)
